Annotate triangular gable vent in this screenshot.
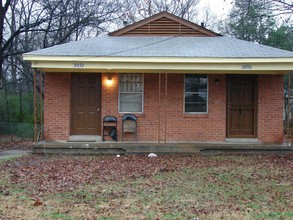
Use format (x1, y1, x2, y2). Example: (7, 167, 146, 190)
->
(110, 11, 220, 37)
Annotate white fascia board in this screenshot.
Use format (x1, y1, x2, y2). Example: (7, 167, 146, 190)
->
(22, 55, 293, 73)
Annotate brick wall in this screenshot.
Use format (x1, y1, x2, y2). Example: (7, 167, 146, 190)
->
(258, 75, 284, 143)
(43, 73, 284, 143)
(101, 73, 227, 142)
(44, 73, 71, 140)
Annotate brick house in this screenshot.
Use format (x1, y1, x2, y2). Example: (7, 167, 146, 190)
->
(23, 12, 293, 144)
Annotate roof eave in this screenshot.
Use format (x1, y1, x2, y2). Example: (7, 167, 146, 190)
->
(23, 55, 293, 74)
(23, 55, 293, 63)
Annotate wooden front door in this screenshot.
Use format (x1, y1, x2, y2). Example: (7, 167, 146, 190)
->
(227, 75, 257, 138)
(71, 73, 101, 135)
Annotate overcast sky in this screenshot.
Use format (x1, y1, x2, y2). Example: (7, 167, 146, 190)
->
(198, 0, 233, 19)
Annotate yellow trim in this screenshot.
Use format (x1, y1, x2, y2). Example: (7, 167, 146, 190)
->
(23, 55, 293, 74)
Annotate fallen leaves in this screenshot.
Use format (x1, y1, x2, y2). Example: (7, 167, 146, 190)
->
(0, 153, 292, 219)
(0, 153, 292, 197)
(33, 199, 43, 206)
(1, 155, 198, 194)
(0, 135, 33, 150)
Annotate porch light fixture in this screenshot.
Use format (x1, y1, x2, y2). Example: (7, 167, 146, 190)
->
(106, 74, 113, 86)
(215, 79, 220, 86)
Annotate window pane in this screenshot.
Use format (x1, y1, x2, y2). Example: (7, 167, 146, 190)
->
(185, 93, 207, 103)
(185, 74, 207, 92)
(120, 93, 142, 112)
(185, 103, 207, 113)
(120, 74, 143, 92)
(120, 93, 142, 103)
(184, 74, 208, 113)
(119, 74, 143, 112)
(135, 83, 143, 92)
(120, 103, 142, 112)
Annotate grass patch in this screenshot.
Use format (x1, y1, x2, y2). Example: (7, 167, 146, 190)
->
(255, 211, 293, 219)
(0, 154, 292, 219)
(41, 212, 73, 220)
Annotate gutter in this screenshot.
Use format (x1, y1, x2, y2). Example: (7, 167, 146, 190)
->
(22, 55, 293, 74)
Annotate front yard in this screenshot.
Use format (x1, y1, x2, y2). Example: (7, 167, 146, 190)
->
(0, 154, 292, 219)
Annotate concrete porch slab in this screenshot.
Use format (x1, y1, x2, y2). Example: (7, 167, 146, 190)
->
(226, 138, 258, 143)
(68, 135, 101, 142)
(33, 141, 293, 155)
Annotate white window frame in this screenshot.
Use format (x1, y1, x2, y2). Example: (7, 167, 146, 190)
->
(119, 73, 144, 113)
(184, 74, 209, 114)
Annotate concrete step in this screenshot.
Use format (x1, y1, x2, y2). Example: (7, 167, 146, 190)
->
(225, 138, 258, 143)
(68, 135, 101, 142)
(33, 146, 125, 155)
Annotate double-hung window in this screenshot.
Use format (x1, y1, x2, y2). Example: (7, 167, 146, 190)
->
(184, 74, 208, 113)
(119, 73, 143, 113)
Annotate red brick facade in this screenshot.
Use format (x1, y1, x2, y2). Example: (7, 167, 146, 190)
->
(44, 72, 284, 143)
(101, 73, 227, 142)
(258, 75, 284, 142)
(44, 73, 71, 140)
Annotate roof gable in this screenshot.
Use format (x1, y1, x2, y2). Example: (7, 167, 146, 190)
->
(110, 11, 220, 37)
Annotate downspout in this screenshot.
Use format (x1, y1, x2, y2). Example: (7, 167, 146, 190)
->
(287, 73, 291, 145)
(158, 73, 168, 144)
(33, 68, 44, 142)
(33, 68, 37, 142)
(158, 73, 161, 144)
(165, 73, 167, 144)
(40, 72, 43, 141)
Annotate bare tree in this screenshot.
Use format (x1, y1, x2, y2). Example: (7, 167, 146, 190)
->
(119, 0, 201, 26)
(1, 0, 49, 81)
(0, 0, 124, 123)
(1, 0, 123, 80)
(0, 0, 12, 80)
(270, 0, 293, 16)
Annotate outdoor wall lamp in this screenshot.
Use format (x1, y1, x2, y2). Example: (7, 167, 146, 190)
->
(215, 79, 220, 86)
(106, 74, 113, 86)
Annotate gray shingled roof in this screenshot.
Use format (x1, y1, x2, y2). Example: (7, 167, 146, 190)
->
(25, 36, 293, 58)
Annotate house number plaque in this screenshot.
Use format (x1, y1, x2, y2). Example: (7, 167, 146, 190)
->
(241, 64, 252, 70)
(73, 63, 85, 68)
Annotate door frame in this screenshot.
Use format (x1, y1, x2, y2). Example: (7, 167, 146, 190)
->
(70, 73, 102, 135)
(226, 74, 258, 138)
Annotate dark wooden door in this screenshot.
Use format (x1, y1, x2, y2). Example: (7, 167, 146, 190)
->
(227, 75, 257, 138)
(71, 74, 101, 135)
